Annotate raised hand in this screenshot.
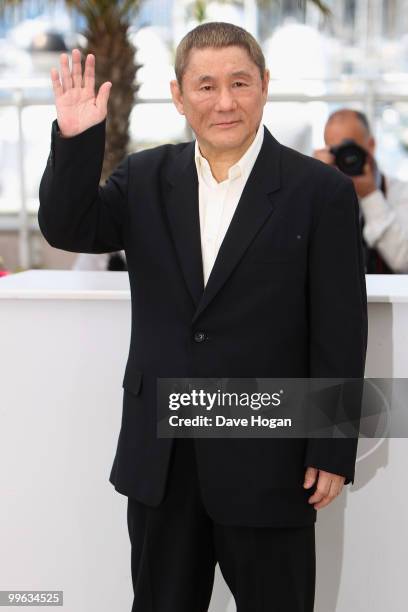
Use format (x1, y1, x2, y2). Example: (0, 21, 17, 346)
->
(50, 48, 112, 138)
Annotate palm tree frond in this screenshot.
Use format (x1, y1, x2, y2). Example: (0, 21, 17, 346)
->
(303, 0, 332, 17)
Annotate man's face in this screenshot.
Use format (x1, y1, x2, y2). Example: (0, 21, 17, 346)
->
(324, 117, 375, 156)
(170, 45, 269, 155)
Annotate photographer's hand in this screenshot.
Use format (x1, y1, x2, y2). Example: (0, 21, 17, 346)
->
(312, 147, 336, 166)
(351, 156, 378, 198)
(50, 48, 112, 138)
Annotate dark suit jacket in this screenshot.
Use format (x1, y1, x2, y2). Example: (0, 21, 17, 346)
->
(38, 118, 368, 527)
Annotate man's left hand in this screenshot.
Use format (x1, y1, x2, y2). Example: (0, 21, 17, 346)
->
(303, 467, 346, 509)
(351, 158, 377, 198)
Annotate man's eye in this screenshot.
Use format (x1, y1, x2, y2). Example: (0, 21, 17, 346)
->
(200, 85, 212, 91)
(233, 82, 247, 87)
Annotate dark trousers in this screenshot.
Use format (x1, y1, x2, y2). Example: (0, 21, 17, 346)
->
(127, 437, 316, 612)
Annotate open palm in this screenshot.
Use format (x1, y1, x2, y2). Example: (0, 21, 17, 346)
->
(51, 48, 112, 138)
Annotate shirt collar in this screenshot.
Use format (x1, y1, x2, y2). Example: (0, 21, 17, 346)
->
(194, 122, 264, 187)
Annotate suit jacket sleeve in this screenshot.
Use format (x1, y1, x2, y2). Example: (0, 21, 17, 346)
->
(304, 175, 368, 485)
(38, 118, 128, 253)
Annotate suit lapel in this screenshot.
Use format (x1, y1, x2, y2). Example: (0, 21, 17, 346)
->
(164, 143, 204, 308)
(164, 125, 282, 323)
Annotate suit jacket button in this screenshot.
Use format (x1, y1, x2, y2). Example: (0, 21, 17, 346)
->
(194, 331, 207, 343)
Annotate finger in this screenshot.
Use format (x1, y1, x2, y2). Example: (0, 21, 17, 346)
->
(71, 48, 83, 88)
(314, 479, 339, 509)
(95, 81, 112, 114)
(314, 150, 329, 161)
(50, 67, 63, 99)
(83, 53, 95, 93)
(313, 494, 334, 509)
(303, 467, 317, 488)
(329, 477, 344, 498)
(308, 488, 325, 504)
(308, 474, 331, 504)
(366, 151, 375, 168)
(60, 52, 72, 92)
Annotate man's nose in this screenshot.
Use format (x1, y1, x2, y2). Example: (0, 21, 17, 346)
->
(214, 87, 237, 111)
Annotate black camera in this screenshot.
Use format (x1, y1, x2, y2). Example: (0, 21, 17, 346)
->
(329, 139, 367, 176)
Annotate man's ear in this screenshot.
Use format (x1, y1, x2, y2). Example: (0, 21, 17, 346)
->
(170, 79, 185, 116)
(262, 68, 270, 102)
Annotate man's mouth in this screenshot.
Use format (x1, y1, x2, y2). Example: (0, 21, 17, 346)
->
(214, 121, 240, 127)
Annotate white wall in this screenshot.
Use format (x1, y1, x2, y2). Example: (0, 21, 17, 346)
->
(0, 271, 406, 611)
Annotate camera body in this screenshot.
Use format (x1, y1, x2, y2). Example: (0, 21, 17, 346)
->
(329, 139, 367, 176)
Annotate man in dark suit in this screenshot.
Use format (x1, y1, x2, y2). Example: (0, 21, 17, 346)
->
(38, 21, 367, 612)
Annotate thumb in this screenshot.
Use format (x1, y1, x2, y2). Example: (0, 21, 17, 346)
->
(95, 81, 112, 115)
(303, 466, 318, 488)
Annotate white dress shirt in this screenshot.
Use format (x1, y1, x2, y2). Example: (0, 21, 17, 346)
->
(194, 122, 264, 287)
(359, 174, 408, 272)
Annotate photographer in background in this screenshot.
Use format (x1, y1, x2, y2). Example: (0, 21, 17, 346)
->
(314, 109, 408, 273)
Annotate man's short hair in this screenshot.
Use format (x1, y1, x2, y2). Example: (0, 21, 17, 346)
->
(174, 21, 266, 89)
(327, 108, 372, 136)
